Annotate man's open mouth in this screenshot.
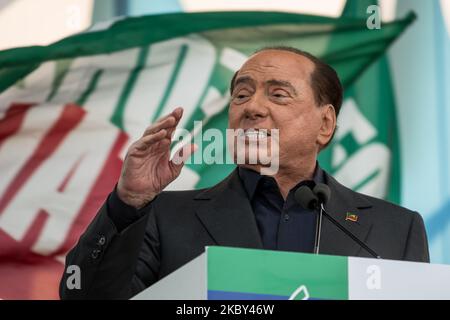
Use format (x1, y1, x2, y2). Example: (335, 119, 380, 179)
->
(240, 128, 272, 139)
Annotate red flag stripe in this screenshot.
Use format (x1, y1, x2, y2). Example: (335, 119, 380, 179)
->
(0, 104, 85, 215)
(0, 103, 34, 149)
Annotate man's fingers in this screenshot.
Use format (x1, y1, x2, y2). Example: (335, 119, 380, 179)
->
(165, 124, 179, 140)
(170, 143, 198, 166)
(142, 107, 183, 137)
(135, 129, 168, 151)
(164, 108, 185, 138)
(142, 117, 176, 137)
(155, 107, 183, 124)
(171, 107, 183, 120)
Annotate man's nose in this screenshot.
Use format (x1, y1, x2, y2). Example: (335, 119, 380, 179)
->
(243, 94, 269, 121)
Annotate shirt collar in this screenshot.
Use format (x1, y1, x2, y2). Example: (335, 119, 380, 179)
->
(238, 162, 324, 200)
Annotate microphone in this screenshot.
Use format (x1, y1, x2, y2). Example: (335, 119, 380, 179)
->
(295, 183, 381, 259)
(295, 183, 324, 255)
(313, 183, 330, 206)
(295, 182, 319, 210)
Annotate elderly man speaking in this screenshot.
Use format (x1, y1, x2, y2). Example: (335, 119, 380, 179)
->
(60, 47, 429, 299)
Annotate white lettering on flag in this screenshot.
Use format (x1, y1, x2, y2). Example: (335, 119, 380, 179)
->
(0, 104, 123, 256)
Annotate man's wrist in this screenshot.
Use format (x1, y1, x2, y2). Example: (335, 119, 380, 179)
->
(116, 185, 156, 209)
(107, 186, 155, 232)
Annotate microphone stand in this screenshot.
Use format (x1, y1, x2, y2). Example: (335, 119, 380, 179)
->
(313, 204, 323, 254)
(314, 203, 381, 259)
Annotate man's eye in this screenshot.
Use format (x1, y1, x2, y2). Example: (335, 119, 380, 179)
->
(272, 91, 288, 98)
(232, 91, 250, 102)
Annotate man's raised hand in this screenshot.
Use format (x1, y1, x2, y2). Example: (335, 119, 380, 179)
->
(117, 107, 197, 208)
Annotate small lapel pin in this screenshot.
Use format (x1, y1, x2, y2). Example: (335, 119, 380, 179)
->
(345, 212, 358, 222)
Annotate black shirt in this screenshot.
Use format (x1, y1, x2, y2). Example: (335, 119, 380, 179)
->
(238, 165, 324, 253)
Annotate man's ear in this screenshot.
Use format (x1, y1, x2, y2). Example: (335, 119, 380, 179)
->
(317, 104, 336, 148)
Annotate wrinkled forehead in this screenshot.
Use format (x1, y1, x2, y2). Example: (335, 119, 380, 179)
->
(237, 50, 315, 85)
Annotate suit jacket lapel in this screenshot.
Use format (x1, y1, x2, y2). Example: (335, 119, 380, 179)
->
(319, 172, 374, 257)
(193, 167, 373, 257)
(194, 169, 263, 249)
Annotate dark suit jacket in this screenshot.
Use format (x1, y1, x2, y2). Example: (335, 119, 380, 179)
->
(60, 169, 429, 299)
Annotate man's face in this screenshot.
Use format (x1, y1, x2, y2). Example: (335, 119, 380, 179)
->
(228, 50, 329, 172)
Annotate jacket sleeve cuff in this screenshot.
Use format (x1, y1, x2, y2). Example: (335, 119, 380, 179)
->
(107, 186, 154, 233)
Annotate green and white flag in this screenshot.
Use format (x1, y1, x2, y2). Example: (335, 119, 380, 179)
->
(0, 11, 413, 299)
(318, 0, 402, 203)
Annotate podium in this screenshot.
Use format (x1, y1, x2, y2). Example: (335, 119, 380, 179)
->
(132, 246, 450, 300)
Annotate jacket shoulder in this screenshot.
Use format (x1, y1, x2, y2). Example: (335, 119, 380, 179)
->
(365, 196, 424, 238)
(346, 188, 422, 227)
(326, 171, 419, 219)
(361, 192, 416, 215)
